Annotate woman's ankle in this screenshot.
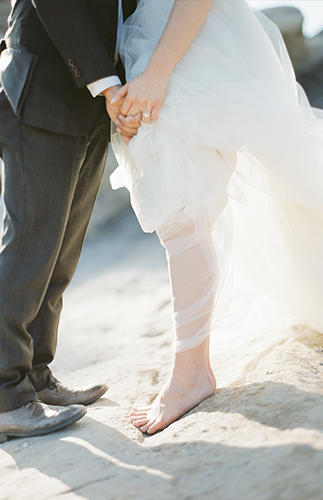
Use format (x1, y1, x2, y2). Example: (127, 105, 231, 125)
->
(172, 337, 211, 373)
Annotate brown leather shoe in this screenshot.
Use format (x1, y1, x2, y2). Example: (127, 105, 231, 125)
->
(0, 400, 86, 442)
(37, 381, 108, 406)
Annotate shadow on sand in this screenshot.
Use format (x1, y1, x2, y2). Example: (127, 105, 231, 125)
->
(2, 379, 323, 500)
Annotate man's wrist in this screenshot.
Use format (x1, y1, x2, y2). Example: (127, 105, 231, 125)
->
(102, 84, 122, 103)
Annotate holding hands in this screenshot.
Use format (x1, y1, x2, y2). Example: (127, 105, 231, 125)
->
(103, 69, 170, 144)
(103, 84, 141, 145)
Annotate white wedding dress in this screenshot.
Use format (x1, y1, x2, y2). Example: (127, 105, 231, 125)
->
(111, 0, 323, 352)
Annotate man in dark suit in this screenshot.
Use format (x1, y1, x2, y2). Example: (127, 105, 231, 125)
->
(0, 0, 138, 441)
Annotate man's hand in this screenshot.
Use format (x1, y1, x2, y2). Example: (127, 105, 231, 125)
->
(114, 114, 143, 145)
(103, 85, 141, 145)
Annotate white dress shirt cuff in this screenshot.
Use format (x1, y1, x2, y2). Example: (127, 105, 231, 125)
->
(87, 76, 122, 97)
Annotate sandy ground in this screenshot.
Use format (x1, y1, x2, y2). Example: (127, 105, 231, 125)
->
(1, 179, 323, 500)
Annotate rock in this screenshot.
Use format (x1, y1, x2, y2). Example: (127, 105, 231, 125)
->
(297, 60, 323, 110)
(0, 0, 10, 38)
(87, 147, 130, 238)
(262, 7, 310, 73)
(262, 7, 323, 108)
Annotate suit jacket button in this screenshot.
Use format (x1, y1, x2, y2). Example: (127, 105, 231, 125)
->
(106, 32, 114, 41)
(72, 64, 78, 72)
(75, 71, 81, 78)
(68, 59, 75, 66)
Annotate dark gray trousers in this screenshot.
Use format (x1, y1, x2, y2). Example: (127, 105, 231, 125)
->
(0, 90, 110, 412)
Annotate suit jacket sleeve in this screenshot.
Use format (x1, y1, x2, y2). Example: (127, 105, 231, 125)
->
(31, 0, 118, 89)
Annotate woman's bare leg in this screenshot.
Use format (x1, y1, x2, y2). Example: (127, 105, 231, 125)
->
(130, 219, 217, 434)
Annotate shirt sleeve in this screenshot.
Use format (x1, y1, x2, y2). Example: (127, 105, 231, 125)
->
(87, 76, 122, 97)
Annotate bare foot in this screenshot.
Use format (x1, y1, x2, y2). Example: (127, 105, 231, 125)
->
(130, 369, 216, 434)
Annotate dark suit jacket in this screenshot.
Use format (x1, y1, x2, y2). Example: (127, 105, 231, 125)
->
(0, 0, 137, 136)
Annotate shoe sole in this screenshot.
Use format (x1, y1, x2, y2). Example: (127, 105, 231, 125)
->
(0, 407, 87, 443)
(82, 385, 108, 406)
(37, 385, 109, 407)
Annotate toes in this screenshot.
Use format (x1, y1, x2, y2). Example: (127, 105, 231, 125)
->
(139, 421, 154, 433)
(146, 420, 165, 434)
(131, 406, 151, 413)
(129, 409, 148, 417)
(139, 422, 150, 434)
(130, 417, 149, 428)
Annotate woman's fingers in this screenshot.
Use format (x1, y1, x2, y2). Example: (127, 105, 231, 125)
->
(141, 110, 152, 123)
(151, 105, 161, 121)
(125, 101, 148, 117)
(110, 84, 128, 105)
(141, 105, 161, 123)
(120, 97, 139, 116)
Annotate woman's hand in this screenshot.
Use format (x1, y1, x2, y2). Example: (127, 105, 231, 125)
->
(112, 69, 170, 123)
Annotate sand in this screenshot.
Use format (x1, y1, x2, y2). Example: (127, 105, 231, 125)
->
(1, 189, 323, 499)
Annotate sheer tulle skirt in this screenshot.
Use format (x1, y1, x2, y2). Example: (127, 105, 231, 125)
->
(111, 0, 323, 351)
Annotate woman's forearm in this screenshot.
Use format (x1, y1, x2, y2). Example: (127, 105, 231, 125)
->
(147, 0, 213, 78)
